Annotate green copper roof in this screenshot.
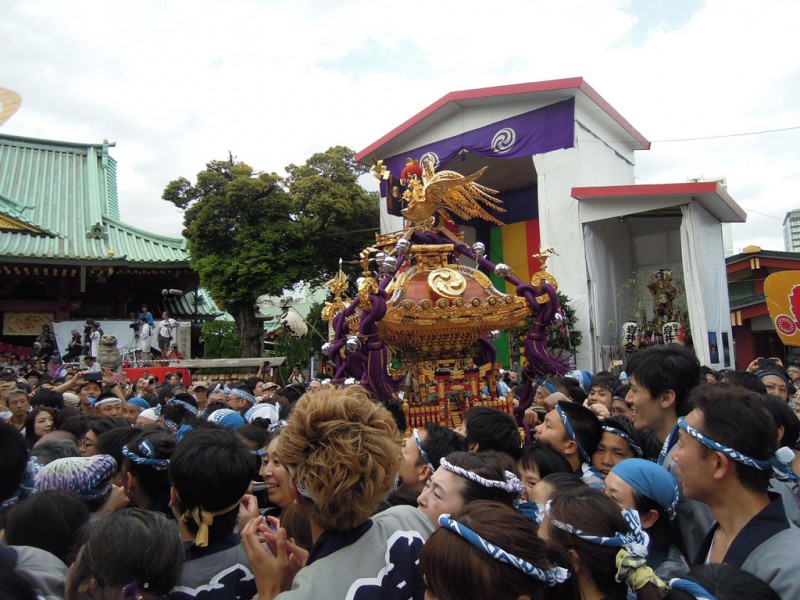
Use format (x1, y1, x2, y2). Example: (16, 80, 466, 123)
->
(0, 133, 188, 265)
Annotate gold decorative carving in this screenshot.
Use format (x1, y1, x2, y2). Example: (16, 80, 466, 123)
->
(427, 268, 467, 298)
(400, 161, 505, 226)
(0, 214, 41, 234)
(530, 271, 558, 304)
(409, 245, 453, 273)
(469, 268, 492, 289)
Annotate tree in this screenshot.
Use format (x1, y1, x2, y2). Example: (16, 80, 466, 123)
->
(285, 146, 380, 285)
(200, 321, 241, 358)
(163, 148, 379, 357)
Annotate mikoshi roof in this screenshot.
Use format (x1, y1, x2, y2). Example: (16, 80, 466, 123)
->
(0, 133, 188, 265)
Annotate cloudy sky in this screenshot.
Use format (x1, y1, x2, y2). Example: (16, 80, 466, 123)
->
(2, 0, 798, 252)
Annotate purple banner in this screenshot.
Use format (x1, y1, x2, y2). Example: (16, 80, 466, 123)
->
(382, 98, 575, 187)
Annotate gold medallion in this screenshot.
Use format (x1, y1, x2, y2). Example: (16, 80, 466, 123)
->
(428, 268, 467, 298)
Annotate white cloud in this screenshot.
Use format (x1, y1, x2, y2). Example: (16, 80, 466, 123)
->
(2, 0, 798, 250)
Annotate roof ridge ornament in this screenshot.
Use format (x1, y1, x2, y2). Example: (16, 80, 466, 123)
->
(86, 221, 108, 241)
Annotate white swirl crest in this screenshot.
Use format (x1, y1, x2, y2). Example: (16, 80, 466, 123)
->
(491, 128, 516, 154)
(420, 151, 440, 169)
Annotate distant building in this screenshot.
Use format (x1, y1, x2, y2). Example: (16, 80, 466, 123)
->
(783, 209, 800, 252)
(726, 245, 800, 368)
(0, 133, 220, 355)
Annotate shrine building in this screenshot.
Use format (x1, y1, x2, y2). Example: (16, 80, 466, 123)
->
(0, 132, 209, 352)
(356, 77, 746, 371)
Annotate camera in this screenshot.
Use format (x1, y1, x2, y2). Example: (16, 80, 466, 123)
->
(759, 358, 777, 369)
(84, 372, 103, 382)
(129, 322, 140, 332)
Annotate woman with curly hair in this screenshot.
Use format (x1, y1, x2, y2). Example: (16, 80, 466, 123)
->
(241, 385, 433, 600)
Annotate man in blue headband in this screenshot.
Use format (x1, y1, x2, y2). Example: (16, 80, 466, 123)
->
(673, 383, 800, 598)
(534, 400, 603, 487)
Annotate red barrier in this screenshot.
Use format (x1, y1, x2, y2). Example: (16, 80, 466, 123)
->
(0, 343, 34, 356)
(123, 366, 191, 386)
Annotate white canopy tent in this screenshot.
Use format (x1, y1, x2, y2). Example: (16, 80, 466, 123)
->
(575, 182, 745, 369)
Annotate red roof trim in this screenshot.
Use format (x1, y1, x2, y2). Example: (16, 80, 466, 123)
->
(739, 303, 768, 320)
(355, 77, 650, 161)
(726, 261, 752, 274)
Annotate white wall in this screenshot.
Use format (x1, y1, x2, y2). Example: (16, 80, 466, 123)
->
(533, 148, 592, 366)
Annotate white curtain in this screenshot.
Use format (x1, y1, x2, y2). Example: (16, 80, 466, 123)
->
(680, 203, 731, 368)
(584, 219, 634, 349)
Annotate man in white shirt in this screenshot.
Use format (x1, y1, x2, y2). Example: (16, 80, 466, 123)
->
(157, 312, 177, 359)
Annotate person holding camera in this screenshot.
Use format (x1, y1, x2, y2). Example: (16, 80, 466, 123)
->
(62, 329, 83, 363)
(157, 311, 178, 360)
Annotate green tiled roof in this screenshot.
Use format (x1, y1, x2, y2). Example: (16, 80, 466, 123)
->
(159, 289, 224, 319)
(0, 133, 188, 265)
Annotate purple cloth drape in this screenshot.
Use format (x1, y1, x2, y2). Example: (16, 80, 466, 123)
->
(380, 98, 575, 198)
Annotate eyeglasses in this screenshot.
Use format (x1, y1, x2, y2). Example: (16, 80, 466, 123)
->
(79, 438, 96, 449)
(413, 428, 436, 474)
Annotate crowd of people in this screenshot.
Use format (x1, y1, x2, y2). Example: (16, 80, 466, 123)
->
(5, 306, 181, 380)
(1, 344, 799, 599)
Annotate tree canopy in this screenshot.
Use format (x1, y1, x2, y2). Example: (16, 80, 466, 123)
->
(285, 145, 379, 285)
(163, 147, 379, 357)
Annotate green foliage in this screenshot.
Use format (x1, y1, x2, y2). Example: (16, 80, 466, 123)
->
(200, 320, 240, 358)
(549, 292, 582, 351)
(164, 158, 307, 308)
(163, 147, 378, 357)
(271, 302, 327, 381)
(285, 146, 380, 286)
(508, 292, 582, 365)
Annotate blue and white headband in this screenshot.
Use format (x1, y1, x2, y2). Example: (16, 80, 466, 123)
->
(244, 403, 285, 432)
(122, 439, 170, 471)
(168, 397, 198, 415)
(537, 380, 557, 395)
(555, 404, 591, 465)
(602, 425, 644, 457)
(515, 500, 546, 526)
(438, 514, 570, 586)
(677, 417, 798, 482)
(93, 397, 121, 409)
(228, 387, 255, 405)
(413, 428, 436, 474)
(668, 578, 716, 600)
(438, 457, 525, 496)
(545, 502, 650, 558)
